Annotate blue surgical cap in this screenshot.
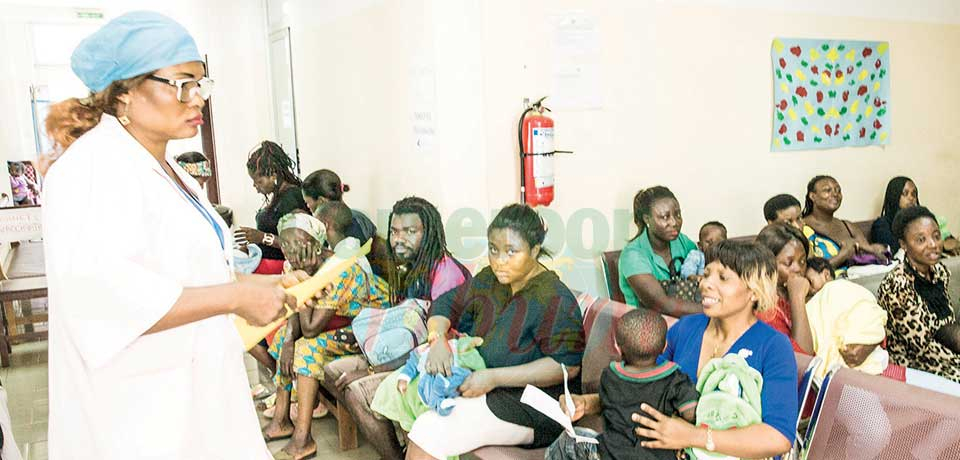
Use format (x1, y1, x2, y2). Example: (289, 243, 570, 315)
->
(71, 11, 202, 92)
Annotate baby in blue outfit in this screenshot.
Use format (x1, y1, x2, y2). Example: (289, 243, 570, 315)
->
(680, 221, 727, 279)
(397, 336, 485, 416)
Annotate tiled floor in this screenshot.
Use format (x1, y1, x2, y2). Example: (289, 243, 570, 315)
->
(3, 341, 379, 459)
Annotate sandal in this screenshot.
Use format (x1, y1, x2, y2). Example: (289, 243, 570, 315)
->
(251, 383, 273, 400)
(289, 403, 329, 420)
(262, 429, 293, 443)
(272, 447, 317, 460)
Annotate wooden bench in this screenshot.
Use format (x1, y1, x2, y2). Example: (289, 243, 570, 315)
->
(0, 216, 49, 368)
(0, 276, 48, 367)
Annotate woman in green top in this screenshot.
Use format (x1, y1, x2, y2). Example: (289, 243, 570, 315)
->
(618, 186, 702, 316)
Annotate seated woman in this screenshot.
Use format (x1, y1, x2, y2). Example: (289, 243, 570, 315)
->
(871, 176, 959, 255)
(302, 169, 377, 243)
(240, 141, 309, 274)
(618, 186, 702, 316)
(262, 212, 390, 460)
(877, 206, 960, 384)
(802, 175, 888, 269)
(404, 204, 585, 459)
(558, 240, 797, 459)
(755, 223, 814, 354)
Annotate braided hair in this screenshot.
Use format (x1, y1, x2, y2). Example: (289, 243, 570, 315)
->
(246, 140, 301, 208)
(880, 176, 916, 219)
(387, 197, 450, 304)
(630, 186, 677, 241)
(802, 175, 835, 217)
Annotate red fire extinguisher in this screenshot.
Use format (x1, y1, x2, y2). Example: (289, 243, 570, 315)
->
(518, 97, 569, 207)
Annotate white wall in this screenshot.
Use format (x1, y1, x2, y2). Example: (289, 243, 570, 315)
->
(273, 0, 960, 295)
(0, 0, 273, 225)
(6, 1, 960, 297)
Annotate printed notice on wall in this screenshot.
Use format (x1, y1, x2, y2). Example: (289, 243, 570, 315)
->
(0, 206, 42, 241)
(410, 65, 437, 151)
(551, 10, 602, 111)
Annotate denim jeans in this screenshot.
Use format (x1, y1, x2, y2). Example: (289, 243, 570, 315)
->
(544, 428, 600, 460)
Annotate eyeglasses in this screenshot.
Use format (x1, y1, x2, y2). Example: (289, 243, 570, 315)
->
(146, 75, 215, 103)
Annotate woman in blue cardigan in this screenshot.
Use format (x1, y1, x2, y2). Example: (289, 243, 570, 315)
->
(556, 240, 798, 459)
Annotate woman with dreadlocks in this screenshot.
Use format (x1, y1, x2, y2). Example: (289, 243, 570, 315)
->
(239, 140, 308, 274)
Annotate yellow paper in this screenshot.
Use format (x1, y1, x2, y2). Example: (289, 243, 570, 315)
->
(233, 239, 372, 351)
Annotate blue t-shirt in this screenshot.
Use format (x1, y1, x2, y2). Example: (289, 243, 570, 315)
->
(659, 314, 798, 444)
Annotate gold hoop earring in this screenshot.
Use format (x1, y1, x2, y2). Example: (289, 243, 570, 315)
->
(118, 102, 131, 126)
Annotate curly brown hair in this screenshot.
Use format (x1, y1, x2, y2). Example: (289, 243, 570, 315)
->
(44, 74, 149, 152)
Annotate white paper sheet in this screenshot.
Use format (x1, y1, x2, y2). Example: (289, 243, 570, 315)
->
(520, 383, 599, 444)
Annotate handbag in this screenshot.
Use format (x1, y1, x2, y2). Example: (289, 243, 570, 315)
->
(842, 221, 891, 266)
(640, 256, 702, 316)
(661, 257, 702, 302)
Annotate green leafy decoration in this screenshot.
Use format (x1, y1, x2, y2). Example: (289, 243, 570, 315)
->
(838, 44, 846, 51)
(817, 107, 826, 116)
(776, 69, 782, 79)
(801, 60, 808, 67)
(870, 131, 877, 140)
(777, 111, 784, 121)
(801, 117, 809, 125)
(814, 137, 823, 143)
(792, 95, 798, 105)
(821, 44, 829, 51)
(786, 74, 794, 83)
(877, 108, 886, 117)
(783, 136, 792, 145)
(839, 106, 848, 115)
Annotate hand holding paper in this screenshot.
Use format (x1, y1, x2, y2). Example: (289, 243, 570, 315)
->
(520, 383, 598, 444)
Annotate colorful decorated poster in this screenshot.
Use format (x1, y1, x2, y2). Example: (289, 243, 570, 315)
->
(771, 38, 890, 151)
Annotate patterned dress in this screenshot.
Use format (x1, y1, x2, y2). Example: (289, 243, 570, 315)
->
(876, 261, 960, 383)
(269, 262, 390, 389)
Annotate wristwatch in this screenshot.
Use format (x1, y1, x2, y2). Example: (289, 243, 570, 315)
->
(705, 426, 715, 452)
(262, 233, 275, 246)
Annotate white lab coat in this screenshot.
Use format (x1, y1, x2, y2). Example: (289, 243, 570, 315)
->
(42, 115, 271, 460)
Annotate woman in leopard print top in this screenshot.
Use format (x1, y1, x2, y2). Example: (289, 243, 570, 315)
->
(877, 206, 960, 383)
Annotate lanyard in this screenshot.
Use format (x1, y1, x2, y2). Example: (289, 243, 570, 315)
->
(173, 183, 225, 250)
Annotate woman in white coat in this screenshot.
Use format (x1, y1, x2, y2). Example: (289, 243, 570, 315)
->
(43, 11, 298, 459)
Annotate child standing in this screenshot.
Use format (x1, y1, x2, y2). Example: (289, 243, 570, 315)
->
(8, 162, 37, 206)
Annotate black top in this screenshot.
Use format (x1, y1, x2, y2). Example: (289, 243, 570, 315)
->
(871, 215, 899, 254)
(598, 361, 700, 460)
(255, 185, 308, 260)
(348, 209, 377, 243)
(431, 266, 586, 447)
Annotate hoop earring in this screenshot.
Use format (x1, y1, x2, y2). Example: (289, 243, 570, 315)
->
(118, 102, 131, 126)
